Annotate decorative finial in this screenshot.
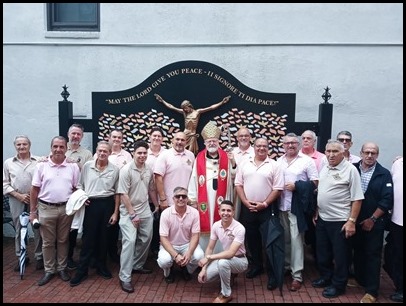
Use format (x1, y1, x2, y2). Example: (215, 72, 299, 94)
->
(61, 85, 70, 102)
(321, 86, 331, 104)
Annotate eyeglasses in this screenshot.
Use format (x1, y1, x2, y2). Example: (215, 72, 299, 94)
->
(338, 138, 351, 143)
(283, 142, 299, 146)
(362, 151, 378, 156)
(174, 194, 188, 199)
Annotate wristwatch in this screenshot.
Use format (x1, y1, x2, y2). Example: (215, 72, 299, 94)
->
(370, 215, 377, 223)
(348, 217, 356, 224)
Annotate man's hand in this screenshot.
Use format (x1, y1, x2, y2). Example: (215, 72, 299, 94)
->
(179, 252, 191, 267)
(197, 268, 207, 283)
(360, 218, 375, 232)
(14, 192, 30, 204)
(154, 93, 163, 102)
(247, 201, 267, 212)
(342, 221, 356, 239)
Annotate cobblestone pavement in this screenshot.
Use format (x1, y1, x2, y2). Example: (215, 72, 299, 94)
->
(2, 236, 398, 303)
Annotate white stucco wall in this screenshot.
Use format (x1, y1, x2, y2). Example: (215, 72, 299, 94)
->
(3, 3, 403, 171)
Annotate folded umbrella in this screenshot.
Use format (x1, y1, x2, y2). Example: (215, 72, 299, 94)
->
(19, 211, 30, 279)
(263, 205, 285, 296)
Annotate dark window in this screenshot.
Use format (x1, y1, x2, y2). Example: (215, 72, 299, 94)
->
(47, 3, 100, 32)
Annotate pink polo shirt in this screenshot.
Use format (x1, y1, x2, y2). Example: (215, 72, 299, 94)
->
(154, 148, 195, 206)
(32, 158, 80, 203)
(159, 205, 200, 246)
(235, 156, 284, 202)
(210, 218, 246, 256)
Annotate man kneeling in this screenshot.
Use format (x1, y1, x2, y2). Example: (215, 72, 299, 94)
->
(198, 200, 248, 303)
(157, 187, 204, 283)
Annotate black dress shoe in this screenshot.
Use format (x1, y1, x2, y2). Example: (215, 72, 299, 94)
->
(322, 286, 345, 298)
(267, 279, 277, 291)
(164, 272, 175, 284)
(311, 278, 332, 288)
(97, 268, 112, 279)
(120, 280, 134, 293)
(245, 267, 264, 279)
(132, 268, 152, 274)
(390, 292, 403, 303)
(70, 272, 88, 287)
(38, 272, 55, 286)
(58, 270, 71, 281)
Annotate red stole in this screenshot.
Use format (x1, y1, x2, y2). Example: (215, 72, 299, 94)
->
(196, 148, 229, 233)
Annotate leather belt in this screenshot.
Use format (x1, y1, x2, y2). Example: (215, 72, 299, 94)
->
(235, 254, 246, 258)
(39, 200, 67, 206)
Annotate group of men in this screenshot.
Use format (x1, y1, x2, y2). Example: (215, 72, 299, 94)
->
(3, 122, 403, 304)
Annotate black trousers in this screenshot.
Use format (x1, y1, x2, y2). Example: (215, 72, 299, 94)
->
(351, 219, 385, 297)
(68, 229, 78, 259)
(315, 218, 349, 291)
(149, 202, 160, 253)
(384, 222, 403, 292)
(77, 196, 114, 273)
(240, 205, 271, 271)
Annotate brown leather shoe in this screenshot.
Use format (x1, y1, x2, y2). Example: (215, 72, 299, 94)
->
(289, 280, 302, 291)
(213, 294, 233, 303)
(120, 280, 134, 293)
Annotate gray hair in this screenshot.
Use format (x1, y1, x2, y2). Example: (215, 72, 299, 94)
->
(96, 140, 112, 153)
(68, 123, 85, 134)
(173, 186, 188, 195)
(283, 132, 300, 144)
(13, 135, 31, 146)
(301, 130, 317, 140)
(336, 130, 353, 140)
(50, 136, 67, 147)
(326, 139, 345, 151)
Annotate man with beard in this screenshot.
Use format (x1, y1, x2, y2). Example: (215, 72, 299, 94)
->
(188, 121, 235, 254)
